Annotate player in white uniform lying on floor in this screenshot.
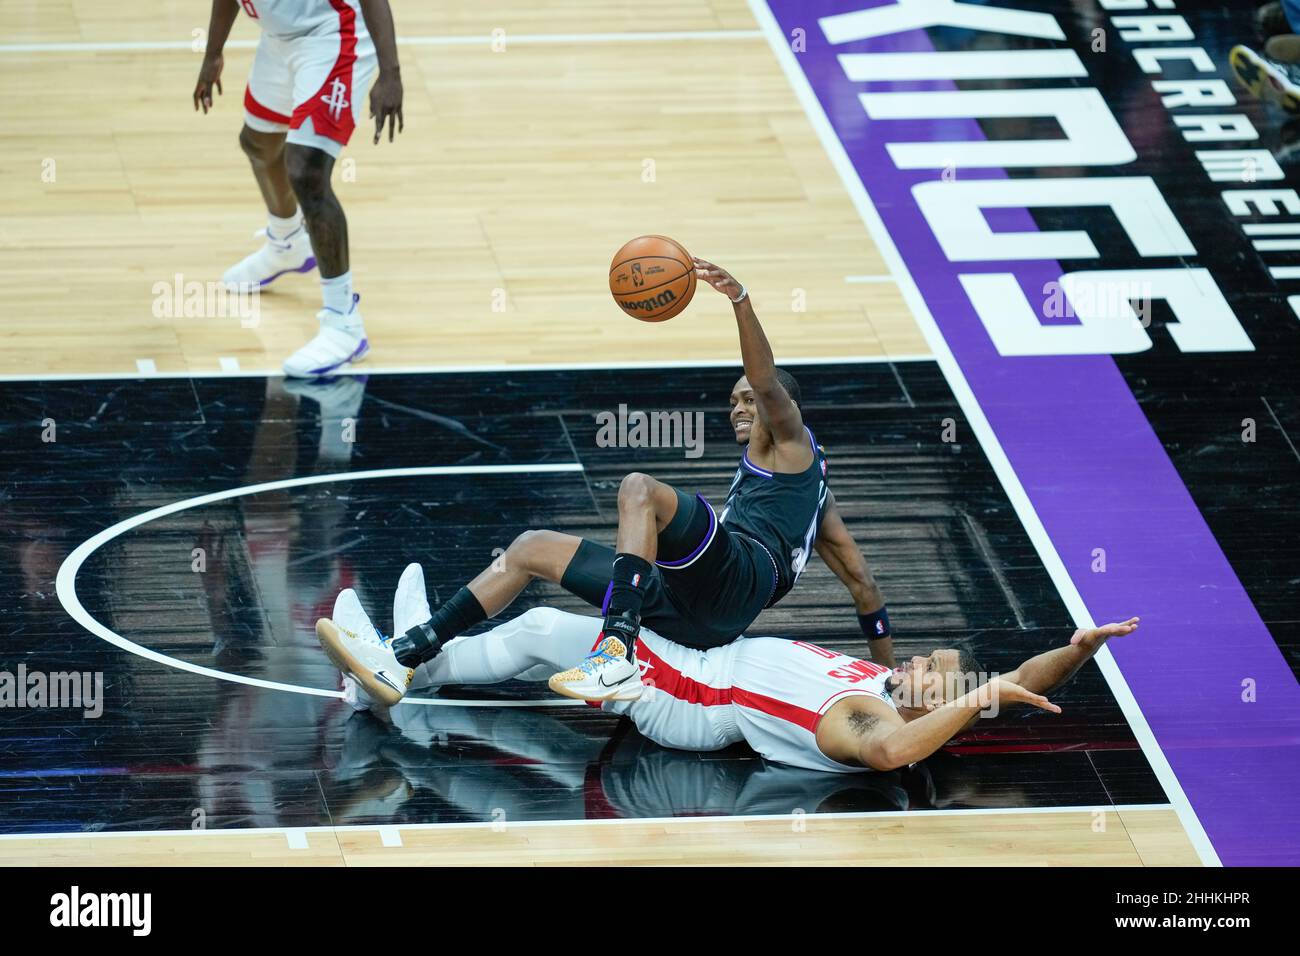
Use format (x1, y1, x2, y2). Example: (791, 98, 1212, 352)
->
(318, 564, 1139, 773)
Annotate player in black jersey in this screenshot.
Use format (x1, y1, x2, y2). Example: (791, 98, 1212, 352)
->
(317, 257, 892, 707)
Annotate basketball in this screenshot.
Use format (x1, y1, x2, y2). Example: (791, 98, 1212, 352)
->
(608, 235, 696, 322)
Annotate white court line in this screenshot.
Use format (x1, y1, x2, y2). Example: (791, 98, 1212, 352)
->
(0, 353, 932, 383)
(54, 464, 587, 706)
(285, 830, 309, 850)
(0, 803, 1178, 843)
(0, 30, 764, 55)
(746, 0, 1219, 867)
(134, 358, 156, 375)
(218, 356, 240, 373)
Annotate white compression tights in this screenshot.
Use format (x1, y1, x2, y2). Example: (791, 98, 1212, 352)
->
(411, 606, 604, 689)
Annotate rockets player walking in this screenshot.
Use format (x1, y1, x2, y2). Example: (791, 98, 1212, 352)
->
(193, 0, 404, 377)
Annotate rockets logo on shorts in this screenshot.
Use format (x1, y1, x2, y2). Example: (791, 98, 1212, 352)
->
(321, 78, 350, 120)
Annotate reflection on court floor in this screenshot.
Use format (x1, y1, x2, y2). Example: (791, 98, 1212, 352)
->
(0, 363, 1164, 835)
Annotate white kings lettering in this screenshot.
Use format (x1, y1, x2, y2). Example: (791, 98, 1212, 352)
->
(820, 0, 1257, 356)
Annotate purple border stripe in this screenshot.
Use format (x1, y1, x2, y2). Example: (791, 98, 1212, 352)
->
(762, 0, 1300, 864)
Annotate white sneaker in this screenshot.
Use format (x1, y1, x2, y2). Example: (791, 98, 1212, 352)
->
(343, 565, 431, 712)
(317, 588, 414, 707)
(283, 294, 369, 378)
(393, 563, 432, 636)
(222, 224, 316, 288)
(333, 587, 380, 713)
(547, 635, 644, 702)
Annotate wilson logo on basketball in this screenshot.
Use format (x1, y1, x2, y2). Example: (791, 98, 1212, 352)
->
(618, 289, 679, 312)
(608, 235, 697, 322)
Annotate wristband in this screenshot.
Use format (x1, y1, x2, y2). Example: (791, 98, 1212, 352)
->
(730, 285, 748, 304)
(858, 607, 891, 640)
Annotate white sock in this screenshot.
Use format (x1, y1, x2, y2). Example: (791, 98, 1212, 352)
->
(319, 272, 361, 332)
(267, 209, 303, 241)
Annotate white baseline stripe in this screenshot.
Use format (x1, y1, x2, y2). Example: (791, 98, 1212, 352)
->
(0, 354, 932, 383)
(746, 0, 1219, 866)
(0, 803, 1177, 843)
(0, 30, 763, 55)
(54, 464, 587, 705)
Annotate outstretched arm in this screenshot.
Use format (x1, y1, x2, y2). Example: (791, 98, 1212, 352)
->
(814, 493, 893, 667)
(1000, 618, 1140, 695)
(693, 257, 805, 445)
(829, 681, 1059, 771)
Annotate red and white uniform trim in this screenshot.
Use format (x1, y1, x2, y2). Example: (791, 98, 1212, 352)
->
(239, 0, 377, 158)
(604, 628, 896, 774)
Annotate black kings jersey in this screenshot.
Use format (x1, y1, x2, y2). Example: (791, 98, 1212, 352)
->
(719, 426, 829, 605)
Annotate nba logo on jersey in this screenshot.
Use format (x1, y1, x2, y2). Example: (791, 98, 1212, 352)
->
(321, 78, 350, 120)
(632, 573, 641, 587)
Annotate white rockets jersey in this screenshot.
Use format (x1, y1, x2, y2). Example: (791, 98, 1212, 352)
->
(237, 0, 370, 39)
(605, 629, 897, 774)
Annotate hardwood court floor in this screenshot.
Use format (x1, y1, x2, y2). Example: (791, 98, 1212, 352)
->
(0, 0, 924, 377)
(0, 809, 1199, 867)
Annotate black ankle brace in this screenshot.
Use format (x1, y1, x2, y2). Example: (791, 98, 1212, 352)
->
(391, 621, 441, 667)
(602, 609, 641, 660)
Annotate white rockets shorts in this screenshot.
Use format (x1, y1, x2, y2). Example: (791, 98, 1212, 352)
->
(242, 27, 377, 159)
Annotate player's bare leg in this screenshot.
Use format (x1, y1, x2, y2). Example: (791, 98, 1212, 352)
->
(222, 125, 318, 290)
(464, 530, 585, 615)
(325, 530, 585, 701)
(613, 471, 680, 559)
(242, 126, 297, 217)
(286, 144, 347, 275)
(281, 143, 369, 377)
